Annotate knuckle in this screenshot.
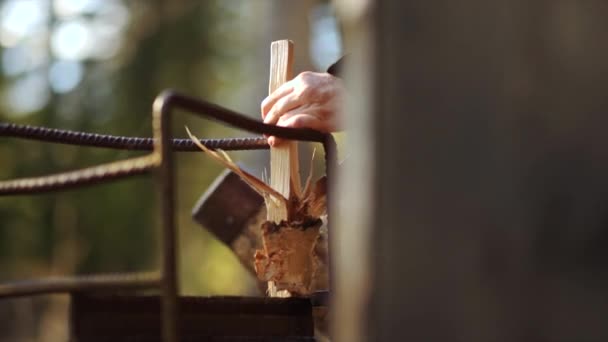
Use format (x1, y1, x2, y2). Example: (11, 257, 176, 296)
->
(296, 71, 313, 83)
(293, 87, 308, 100)
(261, 97, 273, 112)
(296, 83, 314, 98)
(300, 70, 313, 78)
(291, 116, 307, 128)
(275, 97, 289, 112)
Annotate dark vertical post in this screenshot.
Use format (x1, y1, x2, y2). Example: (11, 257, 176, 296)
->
(153, 92, 179, 342)
(335, 0, 608, 341)
(369, 2, 505, 340)
(322, 134, 338, 296)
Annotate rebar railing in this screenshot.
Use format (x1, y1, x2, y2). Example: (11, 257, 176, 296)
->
(0, 90, 337, 342)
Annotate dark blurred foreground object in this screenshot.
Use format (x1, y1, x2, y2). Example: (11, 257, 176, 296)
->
(70, 294, 314, 341)
(335, 0, 608, 341)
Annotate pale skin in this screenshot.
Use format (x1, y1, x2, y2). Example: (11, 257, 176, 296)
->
(261, 71, 344, 146)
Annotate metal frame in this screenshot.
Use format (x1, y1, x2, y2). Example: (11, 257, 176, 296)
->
(0, 90, 337, 342)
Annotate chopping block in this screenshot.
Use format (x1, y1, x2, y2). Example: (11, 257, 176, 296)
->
(191, 168, 329, 293)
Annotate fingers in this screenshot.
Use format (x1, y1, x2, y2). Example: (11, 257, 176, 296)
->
(261, 82, 294, 119)
(277, 112, 325, 131)
(269, 113, 325, 147)
(263, 92, 306, 126)
(261, 71, 344, 146)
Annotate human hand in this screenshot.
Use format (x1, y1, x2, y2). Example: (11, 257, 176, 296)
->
(261, 71, 343, 146)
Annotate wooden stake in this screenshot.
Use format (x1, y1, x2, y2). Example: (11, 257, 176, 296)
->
(267, 40, 299, 297)
(267, 40, 300, 223)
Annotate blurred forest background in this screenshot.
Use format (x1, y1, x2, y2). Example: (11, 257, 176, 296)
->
(0, 0, 342, 340)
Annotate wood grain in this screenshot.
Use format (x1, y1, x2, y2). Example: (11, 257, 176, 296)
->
(267, 40, 298, 297)
(267, 40, 300, 223)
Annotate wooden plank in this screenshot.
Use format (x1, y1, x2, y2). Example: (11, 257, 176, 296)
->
(267, 40, 300, 224)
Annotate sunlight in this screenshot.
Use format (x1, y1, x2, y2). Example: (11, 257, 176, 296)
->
(51, 19, 91, 60)
(53, 0, 103, 18)
(0, 0, 48, 47)
(49, 60, 83, 93)
(4, 71, 49, 115)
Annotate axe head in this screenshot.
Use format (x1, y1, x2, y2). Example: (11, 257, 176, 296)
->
(192, 168, 264, 246)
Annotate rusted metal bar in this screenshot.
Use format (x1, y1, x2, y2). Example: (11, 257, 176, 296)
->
(0, 122, 268, 151)
(153, 92, 179, 342)
(151, 91, 328, 142)
(322, 134, 337, 298)
(0, 273, 160, 299)
(0, 155, 157, 195)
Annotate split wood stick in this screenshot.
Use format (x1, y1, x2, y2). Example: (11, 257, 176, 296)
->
(267, 40, 301, 223)
(267, 40, 299, 297)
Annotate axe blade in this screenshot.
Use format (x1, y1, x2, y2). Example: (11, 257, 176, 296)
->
(192, 169, 263, 245)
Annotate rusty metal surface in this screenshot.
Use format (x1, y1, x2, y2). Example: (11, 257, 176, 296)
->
(0, 273, 160, 299)
(0, 155, 157, 195)
(70, 294, 314, 342)
(0, 90, 337, 342)
(0, 122, 269, 151)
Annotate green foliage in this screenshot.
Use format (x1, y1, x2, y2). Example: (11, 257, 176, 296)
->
(0, 1, 255, 296)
